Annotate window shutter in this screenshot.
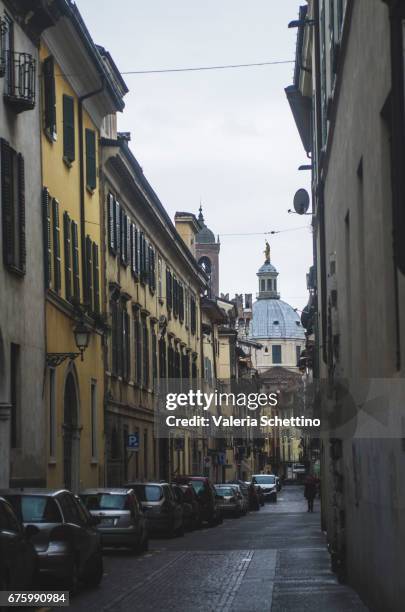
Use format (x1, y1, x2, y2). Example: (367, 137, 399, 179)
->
(63, 211, 72, 300)
(52, 198, 61, 292)
(85, 129, 96, 190)
(1, 139, 13, 267)
(130, 222, 135, 274)
(115, 199, 121, 255)
(17, 153, 26, 273)
(144, 238, 149, 285)
(135, 313, 142, 384)
(108, 193, 116, 253)
(126, 215, 131, 266)
(71, 220, 80, 301)
(85, 235, 93, 310)
(150, 247, 156, 290)
(179, 284, 184, 322)
(42, 187, 52, 288)
(111, 301, 118, 376)
(135, 225, 140, 275)
(123, 310, 130, 381)
(120, 208, 126, 264)
(62, 95, 75, 162)
(43, 56, 56, 137)
(166, 268, 172, 309)
(92, 242, 100, 314)
(117, 302, 123, 377)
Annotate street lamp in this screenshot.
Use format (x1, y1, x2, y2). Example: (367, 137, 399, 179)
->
(46, 319, 91, 367)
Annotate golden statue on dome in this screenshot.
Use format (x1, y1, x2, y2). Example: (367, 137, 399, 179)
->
(264, 240, 270, 263)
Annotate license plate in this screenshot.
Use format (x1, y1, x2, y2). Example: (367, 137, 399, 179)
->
(100, 518, 114, 526)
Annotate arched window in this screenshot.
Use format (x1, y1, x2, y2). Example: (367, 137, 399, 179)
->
(198, 256, 212, 275)
(261, 279, 265, 291)
(267, 279, 272, 291)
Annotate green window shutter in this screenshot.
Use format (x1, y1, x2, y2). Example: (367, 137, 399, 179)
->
(108, 193, 116, 253)
(144, 238, 149, 285)
(92, 242, 100, 314)
(63, 211, 72, 300)
(85, 235, 93, 310)
(139, 232, 145, 280)
(130, 222, 135, 274)
(62, 95, 75, 162)
(1, 138, 13, 267)
(17, 153, 26, 273)
(85, 128, 96, 190)
(42, 187, 52, 288)
(43, 56, 56, 137)
(126, 215, 131, 266)
(135, 226, 140, 275)
(115, 199, 121, 255)
(120, 208, 125, 265)
(52, 199, 61, 292)
(71, 220, 80, 301)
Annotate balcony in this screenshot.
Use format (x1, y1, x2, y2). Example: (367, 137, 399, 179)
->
(4, 51, 36, 113)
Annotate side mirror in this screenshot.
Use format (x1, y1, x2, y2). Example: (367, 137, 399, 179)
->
(24, 524, 40, 539)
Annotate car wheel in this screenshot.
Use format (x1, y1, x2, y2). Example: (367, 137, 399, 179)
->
(84, 553, 103, 588)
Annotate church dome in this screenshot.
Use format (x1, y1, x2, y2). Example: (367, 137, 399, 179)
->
(196, 206, 216, 244)
(258, 261, 277, 274)
(251, 299, 305, 340)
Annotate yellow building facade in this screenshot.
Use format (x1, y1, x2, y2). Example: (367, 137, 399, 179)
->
(40, 7, 126, 491)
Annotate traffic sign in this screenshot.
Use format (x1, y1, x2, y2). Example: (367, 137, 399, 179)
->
(127, 432, 139, 452)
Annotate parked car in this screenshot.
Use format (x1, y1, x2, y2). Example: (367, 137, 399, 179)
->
(214, 485, 243, 517)
(252, 475, 278, 503)
(228, 485, 248, 515)
(1, 489, 103, 592)
(173, 476, 222, 527)
(227, 480, 250, 510)
(275, 476, 282, 492)
(79, 488, 148, 553)
(126, 482, 183, 537)
(179, 484, 202, 529)
(0, 496, 38, 592)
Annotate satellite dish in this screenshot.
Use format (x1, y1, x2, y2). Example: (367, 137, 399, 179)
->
(293, 188, 310, 215)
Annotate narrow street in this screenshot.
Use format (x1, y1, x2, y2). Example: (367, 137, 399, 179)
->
(65, 487, 367, 612)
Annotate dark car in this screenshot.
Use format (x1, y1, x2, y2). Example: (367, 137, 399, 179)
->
(173, 476, 222, 527)
(179, 485, 202, 529)
(126, 482, 183, 537)
(0, 496, 38, 592)
(80, 488, 148, 553)
(1, 489, 103, 592)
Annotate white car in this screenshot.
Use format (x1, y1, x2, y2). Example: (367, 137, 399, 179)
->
(251, 475, 277, 502)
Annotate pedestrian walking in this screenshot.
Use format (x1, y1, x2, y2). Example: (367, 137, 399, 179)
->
(304, 474, 317, 512)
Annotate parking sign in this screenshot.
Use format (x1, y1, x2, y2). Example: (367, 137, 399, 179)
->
(127, 432, 139, 452)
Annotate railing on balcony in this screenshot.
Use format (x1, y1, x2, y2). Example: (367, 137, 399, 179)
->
(4, 50, 36, 112)
(0, 17, 6, 77)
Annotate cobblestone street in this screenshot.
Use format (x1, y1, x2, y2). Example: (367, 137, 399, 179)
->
(64, 486, 367, 612)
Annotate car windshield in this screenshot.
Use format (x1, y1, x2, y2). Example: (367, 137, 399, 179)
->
(7, 495, 61, 523)
(189, 480, 205, 494)
(216, 487, 233, 497)
(253, 475, 276, 485)
(133, 485, 163, 502)
(81, 494, 127, 511)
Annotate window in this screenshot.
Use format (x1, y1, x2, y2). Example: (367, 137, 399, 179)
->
(267, 279, 272, 291)
(85, 235, 93, 309)
(111, 299, 120, 376)
(296, 345, 302, 367)
(1, 140, 25, 274)
(142, 316, 149, 387)
(149, 244, 156, 291)
(272, 345, 282, 365)
(134, 310, 142, 385)
(71, 220, 80, 300)
(159, 337, 166, 379)
(179, 283, 184, 322)
(85, 129, 96, 191)
(10, 343, 19, 448)
(144, 429, 148, 479)
(166, 268, 173, 309)
(92, 243, 100, 314)
(190, 296, 196, 335)
(91, 381, 97, 461)
(62, 95, 75, 163)
(52, 199, 61, 293)
(108, 193, 116, 253)
(63, 211, 72, 300)
(43, 56, 56, 139)
(261, 279, 265, 292)
(158, 256, 162, 298)
(151, 325, 158, 383)
(49, 368, 56, 459)
(122, 309, 130, 381)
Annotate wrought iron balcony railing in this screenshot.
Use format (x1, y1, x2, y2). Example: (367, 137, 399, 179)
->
(4, 50, 36, 112)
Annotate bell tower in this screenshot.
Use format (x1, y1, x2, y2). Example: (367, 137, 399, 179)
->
(195, 206, 220, 298)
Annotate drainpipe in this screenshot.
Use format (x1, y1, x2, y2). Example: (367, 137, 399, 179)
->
(78, 78, 105, 304)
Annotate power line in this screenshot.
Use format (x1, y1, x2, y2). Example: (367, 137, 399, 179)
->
(55, 59, 294, 78)
(219, 226, 310, 237)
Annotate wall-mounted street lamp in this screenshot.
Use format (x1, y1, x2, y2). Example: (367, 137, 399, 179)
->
(46, 319, 91, 367)
(288, 18, 315, 28)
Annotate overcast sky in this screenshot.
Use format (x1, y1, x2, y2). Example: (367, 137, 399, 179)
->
(78, 0, 312, 311)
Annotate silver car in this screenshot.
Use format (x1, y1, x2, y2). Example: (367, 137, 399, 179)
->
(228, 485, 248, 515)
(214, 485, 244, 517)
(80, 488, 148, 553)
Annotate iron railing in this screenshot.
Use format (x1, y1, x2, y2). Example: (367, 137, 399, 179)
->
(4, 50, 36, 112)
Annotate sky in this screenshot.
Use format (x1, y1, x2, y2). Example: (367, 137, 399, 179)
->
(78, 0, 312, 311)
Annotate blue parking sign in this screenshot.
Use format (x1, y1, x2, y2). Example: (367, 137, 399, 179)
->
(127, 432, 139, 451)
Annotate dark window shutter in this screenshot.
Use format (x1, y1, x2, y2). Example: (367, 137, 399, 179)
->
(135, 314, 142, 384)
(62, 95, 75, 162)
(52, 199, 61, 292)
(71, 220, 80, 301)
(191, 296, 196, 334)
(63, 211, 72, 300)
(17, 153, 26, 273)
(85, 129, 96, 190)
(152, 327, 157, 382)
(42, 187, 52, 288)
(143, 318, 149, 387)
(166, 268, 172, 309)
(115, 199, 121, 255)
(123, 310, 130, 381)
(108, 193, 116, 253)
(1, 139, 13, 267)
(130, 222, 135, 274)
(144, 238, 149, 285)
(179, 284, 184, 322)
(92, 242, 100, 314)
(111, 300, 118, 376)
(43, 56, 56, 137)
(117, 302, 123, 377)
(126, 215, 131, 266)
(85, 235, 93, 310)
(120, 208, 126, 265)
(135, 226, 140, 275)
